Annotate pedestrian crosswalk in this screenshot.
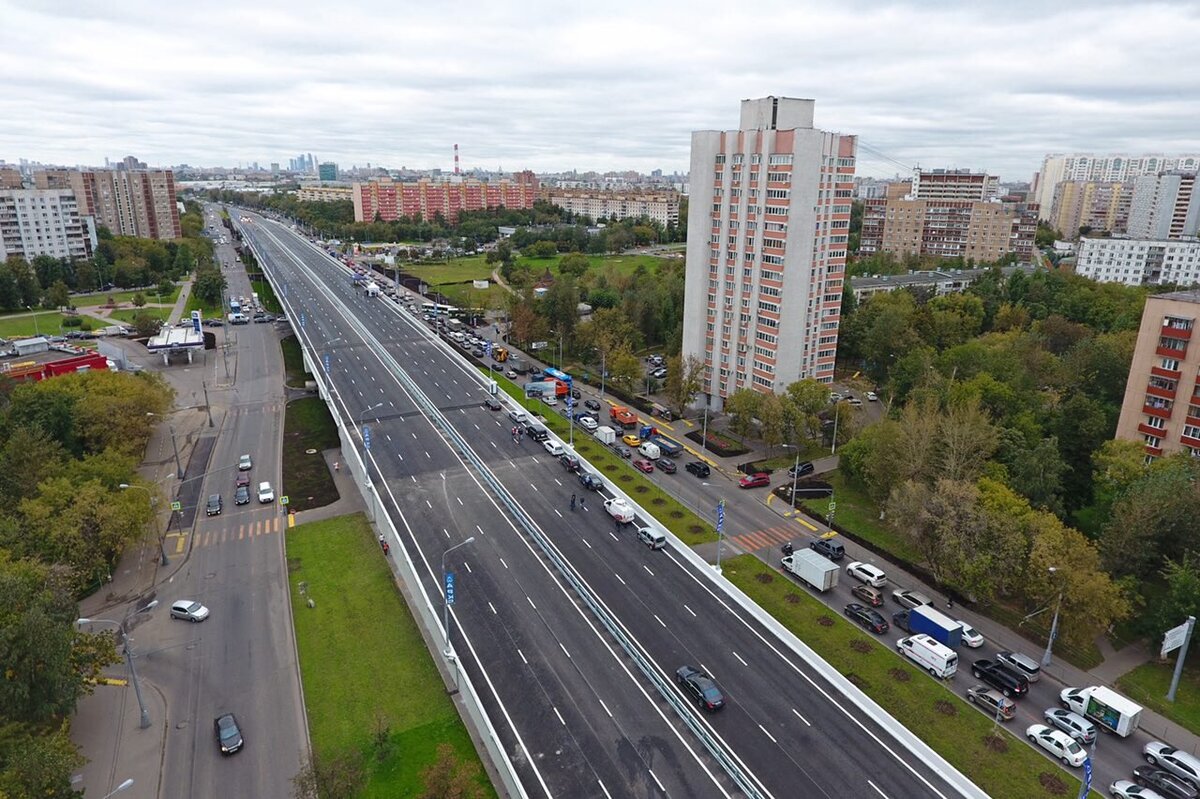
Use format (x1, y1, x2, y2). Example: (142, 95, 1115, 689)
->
(192, 515, 283, 548)
(727, 525, 795, 555)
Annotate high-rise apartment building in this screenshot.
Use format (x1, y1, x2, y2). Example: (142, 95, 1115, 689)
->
(1115, 290, 1200, 460)
(34, 168, 181, 240)
(0, 189, 97, 261)
(0, 166, 22, 189)
(352, 171, 539, 223)
(1049, 180, 1134, 239)
(909, 169, 999, 201)
(1127, 172, 1200, 240)
(1075, 237, 1200, 287)
(682, 96, 856, 405)
(1033, 154, 1200, 220)
(542, 188, 680, 226)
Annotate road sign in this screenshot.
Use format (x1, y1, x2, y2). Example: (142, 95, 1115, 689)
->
(1077, 758, 1092, 799)
(716, 499, 726, 534)
(485, 341, 493, 356)
(530, 341, 548, 350)
(191, 310, 202, 333)
(323, 354, 331, 374)
(170, 501, 182, 512)
(280, 496, 289, 506)
(828, 501, 837, 514)
(445, 571, 456, 605)
(1163, 620, 1191, 657)
(363, 425, 371, 451)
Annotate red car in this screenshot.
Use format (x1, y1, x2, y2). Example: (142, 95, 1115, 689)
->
(633, 458, 655, 473)
(739, 472, 770, 489)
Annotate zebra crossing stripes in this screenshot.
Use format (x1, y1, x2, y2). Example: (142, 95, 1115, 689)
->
(728, 525, 794, 554)
(195, 515, 282, 548)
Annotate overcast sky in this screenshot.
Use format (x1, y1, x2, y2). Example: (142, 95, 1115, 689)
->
(2, 0, 1198, 181)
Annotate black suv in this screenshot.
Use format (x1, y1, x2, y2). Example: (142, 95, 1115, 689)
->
(675, 665, 725, 712)
(685, 461, 711, 478)
(578, 472, 603, 491)
(526, 425, 549, 442)
(205, 494, 223, 516)
(971, 659, 1029, 698)
(788, 461, 815, 479)
(482, 397, 501, 411)
(810, 537, 845, 561)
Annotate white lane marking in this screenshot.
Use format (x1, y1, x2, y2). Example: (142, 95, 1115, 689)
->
(464, 562, 472, 574)
(517, 649, 527, 665)
(397, 453, 404, 461)
(499, 557, 508, 569)
(643, 565, 655, 577)
(653, 614, 666, 628)
(477, 525, 486, 536)
(608, 532, 619, 542)
(491, 441, 497, 448)
(425, 451, 431, 459)
(443, 528, 450, 538)
(598, 699, 613, 718)
(598, 781, 613, 799)
(527, 596, 536, 610)
(554, 478, 562, 487)
(474, 424, 480, 430)
(386, 434, 392, 441)
(426, 500, 432, 509)
(758, 724, 777, 744)
(456, 497, 463, 506)
(554, 509, 562, 518)
(614, 573, 626, 585)
(868, 781, 889, 798)
(792, 708, 811, 726)
(553, 707, 566, 726)
(488, 602, 497, 615)
(409, 475, 417, 483)
(559, 642, 570, 658)
(581, 538, 592, 549)
(684, 604, 697, 617)
(733, 652, 748, 667)
(649, 771, 666, 793)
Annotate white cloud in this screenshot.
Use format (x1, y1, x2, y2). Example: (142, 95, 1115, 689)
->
(1, 0, 1198, 180)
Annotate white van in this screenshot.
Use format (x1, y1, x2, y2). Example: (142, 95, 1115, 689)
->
(897, 634, 958, 679)
(636, 526, 666, 550)
(637, 441, 661, 460)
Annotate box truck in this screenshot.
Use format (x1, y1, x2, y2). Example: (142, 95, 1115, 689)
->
(651, 435, 684, 458)
(594, 426, 617, 445)
(907, 604, 963, 649)
(781, 549, 839, 592)
(1059, 686, 1142, 737)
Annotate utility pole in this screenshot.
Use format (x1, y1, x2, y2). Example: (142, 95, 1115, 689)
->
(201, 381, 213, 427)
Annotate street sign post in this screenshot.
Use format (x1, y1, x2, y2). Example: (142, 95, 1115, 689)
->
(445, 572, 456, 606)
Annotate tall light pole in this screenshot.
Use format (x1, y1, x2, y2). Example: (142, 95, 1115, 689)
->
(358, 401, 384, 438)
(442, 536, 476, 689)
(77, 601, 159, 729)
(119, 484, 168, 566)
(101, 778, 134, 799)
(1042, 566, 1065, 669)
(25, 305, 40, 337)
(783, 443, 802, 512)
(146, 413, 183, 478)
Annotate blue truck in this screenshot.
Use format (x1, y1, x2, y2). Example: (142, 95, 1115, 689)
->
(652, 435, 684, 458)
(907, 604, 963, 648)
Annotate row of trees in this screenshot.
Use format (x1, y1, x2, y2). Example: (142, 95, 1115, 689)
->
(0, 369, 174, 797)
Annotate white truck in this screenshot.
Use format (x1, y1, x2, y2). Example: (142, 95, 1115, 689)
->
(594, 425, 617, 445)
(637, 441, 661, 460)
(781, 549, 839, 592)
(365, 281, 381, 297)
(604, 498, 635, 524)
(1059, 686, 1143, 737)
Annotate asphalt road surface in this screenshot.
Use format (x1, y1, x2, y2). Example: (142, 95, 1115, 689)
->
(236, 211, 984, 799)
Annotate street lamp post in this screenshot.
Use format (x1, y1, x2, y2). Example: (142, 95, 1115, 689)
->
(119, 484, 168, 566)
(442, 536, 476, 689)
(700, 402, 710, 458)
(101, 778, 134, 799)
(358, 402, 384, 438)
(783, 443, 802, 512)
(146, 413, 184, 479)
(1042, 566, 1065, 669)
(26, 305, 40, 337)
(77, 602, 159, 729)
(830, 403, 841, 456)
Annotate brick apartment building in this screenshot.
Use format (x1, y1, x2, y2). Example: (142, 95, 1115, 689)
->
(35, 168, 181, 240)
(352, 172, 539, 223)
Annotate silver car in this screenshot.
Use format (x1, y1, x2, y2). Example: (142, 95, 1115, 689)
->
(1043, 707, 1096, 744)
(1145, 741, 1200, 790)
(170, 600, 210, 622)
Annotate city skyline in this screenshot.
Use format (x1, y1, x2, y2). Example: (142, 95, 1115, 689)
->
(2, 0, 1199, 181)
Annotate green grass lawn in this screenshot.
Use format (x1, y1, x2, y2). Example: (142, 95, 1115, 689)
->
(287, 514, 495, 798)
(486, 369, 717, 546)
(282, 397, 341, 512)
(107, 307, 170, 324)
(0, 311, 73, 339)
(250, 275, 284, 314)
(280, 334, 310, 387)
(184, 291, 222, 315)
(71, 286, 182, 307)
(405, 257, 493, 286)
(725, 555, 1097, 799)
(802, 471, 922, 563)
(1119, 661, 1200, 737)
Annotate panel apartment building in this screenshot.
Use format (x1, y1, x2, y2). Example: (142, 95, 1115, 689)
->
(542, 188, 680, 227)
(859, 170, 1038, 263)
(35, 168, 181, 240)
(1048, 180, 1134, 239)
(353, 172, 538, 223)
(0, 188, 98, 261)
(1075, 237, 1200, 287)
(682, 96, 856, 407)
(1115, 290, 1200, 460)
(1033, 153, 1200, 222)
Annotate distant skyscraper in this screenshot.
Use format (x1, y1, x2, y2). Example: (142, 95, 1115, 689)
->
(682, 96, 856, 403)
(1127, 171, 1200, 240)
(318, 162, 338, 181)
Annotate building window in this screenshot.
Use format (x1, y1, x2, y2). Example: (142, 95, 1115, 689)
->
(768, 154, 793, 166)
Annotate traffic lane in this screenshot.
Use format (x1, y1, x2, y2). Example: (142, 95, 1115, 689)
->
(376, 464, 731, 798)
(499, 451, 965, 798)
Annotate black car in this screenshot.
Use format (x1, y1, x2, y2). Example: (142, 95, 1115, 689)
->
(205, 494, 223, 516)
(657, 457, 677, 474)
(788, 461, 815, 479)
(1133, 766, 1199, 799)
(526, 426, 549, 442)
(675, 665, 725, 712)
(234, 485, 251, 505)
(614, 446, 632, 459)
(971, 659, 1029, 698)
(214, 713, 244, 754)
(584, 399, 601, 412)
(571, 389, 581, 399)
(892, 609, 912, 632)
(560, 454, 581, 473)
(482, 397, 501, 411)
(844, 603, 890, 634)
(578, 472, 603, 491)
(685, 461, 711, 478)
(810, 537, 845, 561)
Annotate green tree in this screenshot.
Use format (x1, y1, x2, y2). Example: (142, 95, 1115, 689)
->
(663, 354, 705, 419)
(887, 478, 988, 584)
(1149, 554, 1200, 651)
(131, 292, 145, 308)
(606, 347, 642, 394)
(44, 280, 70, 310)
(524, 240, 558, 258)
(192, 266, 226, 307)
(723, 388, 762, 440)
(783, 379, 829, 441)
(130, 311, 162, 338)
(758, 394, 787, 455)
(1101, 454, 1200, 577)
(936, 396, 998, 482)
(541, 276, 580, 346)
(418, 743, 485, 799)
(0, 720, 87, 799)
(558, 252, 590, 278)
(1001, 434, 1067, 515)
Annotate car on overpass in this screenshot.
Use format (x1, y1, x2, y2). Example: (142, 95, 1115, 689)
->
(675, 666, 725, 712)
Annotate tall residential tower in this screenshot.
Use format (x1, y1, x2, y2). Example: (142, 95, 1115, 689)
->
(682, 97, 856, 408)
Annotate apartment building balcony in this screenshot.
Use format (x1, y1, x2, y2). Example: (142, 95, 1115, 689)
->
(1143, 403, 1173, 419)
(1138, 422, 1167, 438)
(1160, 324, 1193, 341)
(1181, 431, 1200, 449)
(1144, 443, 1164, 457)
(1156, 344, 1188, 359)
(1150, 365, 1182, 381)
(1146, 383, 1177, 400)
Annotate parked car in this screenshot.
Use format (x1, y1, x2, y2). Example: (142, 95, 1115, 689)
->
(541, 395, 559, 407)
(851, 584, 884, 607)
(257, 482, 274, 503)
(971, 659, 1029, 697)
(966, 685, 1015, 720)
(1043, 708, 1097, 745)
(579, 416, 599, 432)
(507, 409, 527, 424)
(1133, 767, 1199, 799)
(657, 457, 677, 474)
(866, 391, 879, 401)
(1144, 742, 1200, 790)
(559, 454, 581, 473)
(844, 603, 889, 634)
(543, 440, 565, 457)
(958, 620, 984, 648)
(622, 433, 642, 447)
(214, 713, 244, 755)
(686, 461, 711, 478)
(578, 472, 603, 491)
(505, 369, 517, 379)
(738, 472, 770, 489)
(614, 446, 632, 459)
(170, 600, 210, 622)
(1027, 724, 1086, 767)
(788, 461, 815, 479)
(892, 588, 933, 609)
(205, 494, 223, 516)
(675, 666, 725, 712)
(845, 561, 887, 588)
(633, 458, 654, 473)
(483, 397, 501, 411)
(1110, 779, 1170, 798)
(810, 537, 845, 561)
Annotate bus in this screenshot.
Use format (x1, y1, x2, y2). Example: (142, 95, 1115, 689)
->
(544, 367, 572, 384)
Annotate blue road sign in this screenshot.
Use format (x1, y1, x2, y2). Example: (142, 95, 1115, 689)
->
(445, 571, 456, 605)
(717, 499, 726, 534)
(363, 424, 371, 451)
(300, 312, 306, 328)
(485, 341, 493, 356)
(323, 354, 331, 374)
(1077, 759, 1092, 799)
(190, 310, 202, 333)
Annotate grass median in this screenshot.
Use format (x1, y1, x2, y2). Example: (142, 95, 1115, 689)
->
(724, 554, 1098, 799)
(288, 514, 496, 798)
(282, 396, 340, 512)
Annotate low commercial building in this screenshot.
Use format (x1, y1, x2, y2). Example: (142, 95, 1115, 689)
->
(542, 188, 680, 226)
(1115, 290, 1200, 460)
(296, 185, 353, 203)
(851, 264, 1039, 303)
(1074, 236, 1200, 286)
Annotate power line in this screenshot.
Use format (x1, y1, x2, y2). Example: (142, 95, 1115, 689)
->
(856, 141, 914, 173)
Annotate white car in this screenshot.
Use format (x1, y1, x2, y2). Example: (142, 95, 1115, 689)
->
(541, 395, 559, 407)
(579, 417, 599, 432)
(957, 620, 984, 648)
(1144, 741, 1200, 788)
(258, 481, 275, 503)
(543, 440, 565, 457)
(1026, 724, 1086, 767)
(1109, 780, 1167, 799)
(845, 561, 887, 588)
(604, 498, 635, 524)
(170, 600, 210, 622)
(866, 391, 879, 401)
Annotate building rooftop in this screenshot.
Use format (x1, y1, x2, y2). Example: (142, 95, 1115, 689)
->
(851, 264, 1037, 291)
(1153, 289, 1200, 304)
